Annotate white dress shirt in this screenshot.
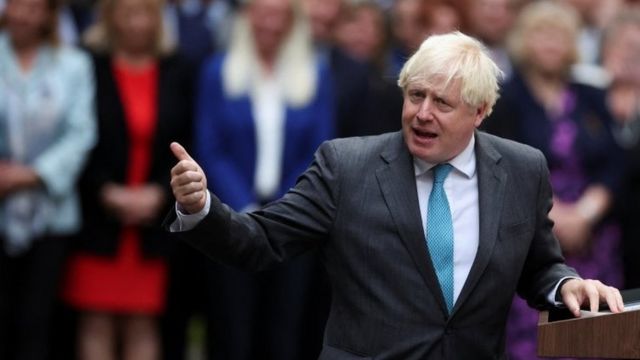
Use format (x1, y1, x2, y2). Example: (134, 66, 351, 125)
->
(251, 71, 285, 200)
(414, 136, 479, 304)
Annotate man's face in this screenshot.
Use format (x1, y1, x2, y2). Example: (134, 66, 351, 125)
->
(392, 0, 427, 52)
(466, 0, 515, 46)
(302, 0, 342, 43)
(402, 78, 484, 163)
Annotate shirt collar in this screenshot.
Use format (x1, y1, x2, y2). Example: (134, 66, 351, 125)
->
(413, 134, 477, 179)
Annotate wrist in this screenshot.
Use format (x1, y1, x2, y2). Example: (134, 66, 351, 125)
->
(11, 167, 41, 191)
(556, 278, 576, 302)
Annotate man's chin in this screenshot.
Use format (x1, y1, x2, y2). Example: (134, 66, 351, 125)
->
(408, 146, 439, 163)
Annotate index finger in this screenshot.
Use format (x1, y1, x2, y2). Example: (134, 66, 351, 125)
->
(563, 292, 582, 318)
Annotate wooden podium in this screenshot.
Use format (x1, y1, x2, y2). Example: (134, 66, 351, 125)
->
(538, 290, 640, 359)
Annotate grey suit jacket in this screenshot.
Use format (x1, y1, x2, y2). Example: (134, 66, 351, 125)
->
(173, 130, 577, 359)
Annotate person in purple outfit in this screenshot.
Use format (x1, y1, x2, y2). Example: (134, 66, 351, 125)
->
(483, 2, 625, 359)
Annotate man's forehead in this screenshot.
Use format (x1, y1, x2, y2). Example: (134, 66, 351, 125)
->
(406, 76, 461, 95)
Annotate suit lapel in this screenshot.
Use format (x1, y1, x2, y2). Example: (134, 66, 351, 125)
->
(452, 131, 507, 315)
(375, 133, 449, 314)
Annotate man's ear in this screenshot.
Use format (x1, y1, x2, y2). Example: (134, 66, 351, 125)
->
(474, 104, 488, 127)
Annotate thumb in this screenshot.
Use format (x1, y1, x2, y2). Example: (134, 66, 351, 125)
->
(170, 142, 193, 161)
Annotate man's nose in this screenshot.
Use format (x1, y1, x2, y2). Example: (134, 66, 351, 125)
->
(417, 98, 434, 122)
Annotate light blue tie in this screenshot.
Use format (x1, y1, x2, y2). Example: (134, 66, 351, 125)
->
(427, 164, 454, 313)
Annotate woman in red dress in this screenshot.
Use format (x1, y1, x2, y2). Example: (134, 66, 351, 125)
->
(62, 0, 193, 357)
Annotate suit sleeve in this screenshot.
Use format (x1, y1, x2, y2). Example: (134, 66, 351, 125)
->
(177, 140, 341, 271)
(517, 151, 579, 309)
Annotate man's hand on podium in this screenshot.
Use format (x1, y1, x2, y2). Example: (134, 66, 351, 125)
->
(560, 279, 624, 317)
(170, 142, 208, 214)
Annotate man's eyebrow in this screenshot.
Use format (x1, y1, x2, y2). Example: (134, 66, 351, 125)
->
(409, 87, 426, 93)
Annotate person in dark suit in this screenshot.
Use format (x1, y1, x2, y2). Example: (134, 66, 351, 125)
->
(302, 0, 371, 139)
(166, 31, 624, 359)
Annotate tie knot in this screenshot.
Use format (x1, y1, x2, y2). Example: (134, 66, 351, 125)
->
(433, 164, 453, 184)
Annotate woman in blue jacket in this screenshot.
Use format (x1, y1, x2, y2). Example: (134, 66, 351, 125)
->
(192, 0, 334, 358)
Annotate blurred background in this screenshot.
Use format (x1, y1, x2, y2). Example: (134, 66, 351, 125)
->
(1, 0, 640, 359)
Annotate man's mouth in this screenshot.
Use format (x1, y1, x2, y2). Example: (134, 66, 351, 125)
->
(414, 128, 438, 139)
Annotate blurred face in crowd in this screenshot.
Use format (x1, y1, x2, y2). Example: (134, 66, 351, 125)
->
(523, 25, 574, 77)
(3, 0, 54, 47)
(302, 0, 342, 43)
(603, 23, 640, 86)
(392, 0, 428, 53)
(248, 0, 293, 61)
(466, 0, 515, 46)
(110, 0, 161, 55)
(559, 0, 600, 24)
(427, 3, 460, 35)
(334, 5, 385, 62)
(402, 77, 484, 163)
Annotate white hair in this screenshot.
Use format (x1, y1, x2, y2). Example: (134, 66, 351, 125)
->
(398, 31, 503, 117)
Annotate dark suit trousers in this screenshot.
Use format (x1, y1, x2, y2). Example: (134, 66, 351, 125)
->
(0, 235, 69, 360)
(162, 241, 209, 360)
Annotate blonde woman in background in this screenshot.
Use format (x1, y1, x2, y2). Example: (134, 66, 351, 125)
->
(192, 0, 334, 358)
(61, 0, 193, 357)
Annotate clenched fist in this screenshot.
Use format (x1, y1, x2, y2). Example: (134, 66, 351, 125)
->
(170, 142, 208, 214)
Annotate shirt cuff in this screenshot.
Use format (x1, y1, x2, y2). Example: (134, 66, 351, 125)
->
(548, 276, 581, 306)
(169, 191, 211, 232)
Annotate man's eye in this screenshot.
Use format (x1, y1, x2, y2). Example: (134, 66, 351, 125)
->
(410, 92, 425, 101)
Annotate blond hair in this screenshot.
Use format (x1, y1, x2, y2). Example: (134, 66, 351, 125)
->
(222, 0, 317, 108)
(83, 0, 174, 55)
(507, 1, 581, 70)
(398, 31, 502, 117)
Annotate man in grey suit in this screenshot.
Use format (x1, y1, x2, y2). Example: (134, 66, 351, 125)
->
(167, 32, 624, 359)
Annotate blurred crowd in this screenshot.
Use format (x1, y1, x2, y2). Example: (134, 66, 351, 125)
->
(1, 0, 640, 359)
